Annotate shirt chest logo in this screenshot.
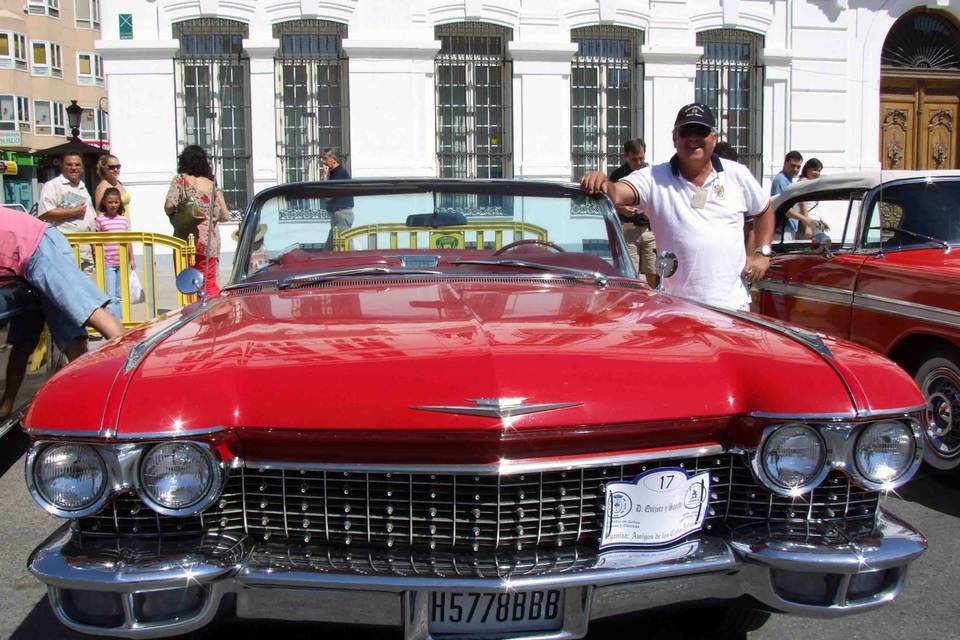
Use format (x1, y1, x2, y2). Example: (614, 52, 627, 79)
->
(713, 183, 725, 200)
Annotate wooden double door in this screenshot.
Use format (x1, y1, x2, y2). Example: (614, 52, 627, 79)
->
(880, 76, 960, 170)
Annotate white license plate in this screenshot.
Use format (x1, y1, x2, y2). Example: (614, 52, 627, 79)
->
(428, 589, 564, 634)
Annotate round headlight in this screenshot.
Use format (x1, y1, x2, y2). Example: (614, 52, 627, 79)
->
(855, 421, 916, 484)
(140, 442, 216, 512)
(33, 444, 107, 512)
(761, 425, 826, 490)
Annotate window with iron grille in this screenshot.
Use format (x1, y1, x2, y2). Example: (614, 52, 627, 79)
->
(435, 23, 512, 180)
(695, 29, 764, 177)
(274, 21, 349, 192)
(173, 18, 252, 221)
(570, 27, 643, 179)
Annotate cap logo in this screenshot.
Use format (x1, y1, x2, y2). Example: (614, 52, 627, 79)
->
(685, 106, 703, 116)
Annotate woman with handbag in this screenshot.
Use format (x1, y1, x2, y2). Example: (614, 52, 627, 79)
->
(164, 145, 230, 297)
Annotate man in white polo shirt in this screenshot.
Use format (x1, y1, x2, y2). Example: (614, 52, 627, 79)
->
(581, 103, 775, 310)
(37, 151, 97, 275)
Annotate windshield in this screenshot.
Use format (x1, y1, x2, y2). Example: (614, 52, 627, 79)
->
(230, 183, 632, 284)
(862, 179, 960, 249)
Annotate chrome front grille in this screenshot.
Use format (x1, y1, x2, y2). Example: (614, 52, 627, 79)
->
(77, 454, 882, 551)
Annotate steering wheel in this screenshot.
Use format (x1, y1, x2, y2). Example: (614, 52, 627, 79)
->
(492, 239, 566, 256)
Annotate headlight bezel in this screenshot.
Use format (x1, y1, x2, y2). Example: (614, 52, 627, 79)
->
(850, 419, 923, 490)
(136, 441, 222, 516)
(25, 443, 111, 518)
(752, 423, 829, 496)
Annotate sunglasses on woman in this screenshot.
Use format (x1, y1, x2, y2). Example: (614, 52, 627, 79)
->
(107, 164, 121, 170)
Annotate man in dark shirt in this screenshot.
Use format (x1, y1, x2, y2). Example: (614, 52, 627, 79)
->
(609, 138, 657, 286)
(322, 148, 355, 250)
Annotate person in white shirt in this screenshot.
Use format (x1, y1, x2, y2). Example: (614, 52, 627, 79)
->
(580, 103, 775, 310)
(37, 151, 97, 275)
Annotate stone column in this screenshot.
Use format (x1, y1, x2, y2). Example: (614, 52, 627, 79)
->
(639, 47, 703, 164)
(508, 42, 579, 181)
(340, 40, 442, 177)
(242, 39, 280, 195)
(95, 41, 180, 234)
(762, 49, 793, 184)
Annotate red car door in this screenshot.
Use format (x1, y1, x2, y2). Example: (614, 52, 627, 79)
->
(756, 190, 870, 339)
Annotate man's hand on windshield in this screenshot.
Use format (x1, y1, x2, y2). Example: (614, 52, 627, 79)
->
(580, 172, 610, 195)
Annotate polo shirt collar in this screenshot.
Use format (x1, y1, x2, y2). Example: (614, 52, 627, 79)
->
(669, 153, 724, 177)
(58, 174, 84, 189)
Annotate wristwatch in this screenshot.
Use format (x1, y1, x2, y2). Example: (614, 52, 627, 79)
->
(754, 245, 772, 257)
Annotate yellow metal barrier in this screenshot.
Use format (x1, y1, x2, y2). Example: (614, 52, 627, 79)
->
(333, 221, 548, 252)
(64, 231, 197, 328)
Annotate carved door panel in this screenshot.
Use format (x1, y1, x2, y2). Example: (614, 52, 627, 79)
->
(918, 99, 958, 170)
(880, 96, 916, 170)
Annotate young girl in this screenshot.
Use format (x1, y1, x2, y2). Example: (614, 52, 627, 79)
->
(95, 187, 136, 320)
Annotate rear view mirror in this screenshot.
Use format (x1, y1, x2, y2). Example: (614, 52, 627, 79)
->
(655, 251, 678, 291)
(406, 212, 468, 228)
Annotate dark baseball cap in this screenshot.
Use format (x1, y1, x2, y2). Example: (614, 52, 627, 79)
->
(673, 103, 716, 131)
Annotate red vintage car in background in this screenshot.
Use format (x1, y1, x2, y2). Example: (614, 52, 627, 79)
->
(757, 171, 960, 470)
(24, 180, 927, 639)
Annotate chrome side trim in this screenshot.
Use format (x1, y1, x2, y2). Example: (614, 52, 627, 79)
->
(757, 279, 960, 332)
(749, 406, 926, 421)
(245, 444, 725, 476)
(23, 425, 227, 440)
(756, 280, 855, 307)
(706, 304, 834, 358)
(854, 291, 960, 330)
(749, 411, 856, 421)
(122, 304, 213, 374)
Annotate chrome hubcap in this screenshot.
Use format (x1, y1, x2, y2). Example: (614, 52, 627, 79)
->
(923, 367, 960, 456)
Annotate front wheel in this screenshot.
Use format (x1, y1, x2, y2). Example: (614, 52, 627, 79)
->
(914, 354, 960, 470)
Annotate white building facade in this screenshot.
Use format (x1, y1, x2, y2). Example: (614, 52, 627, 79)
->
(94, 0, 960, 247)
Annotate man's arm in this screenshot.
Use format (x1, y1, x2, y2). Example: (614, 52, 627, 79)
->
(38, 204, 85, 222)
(742, 201, 774, 283)
(580, 171, 638, 208)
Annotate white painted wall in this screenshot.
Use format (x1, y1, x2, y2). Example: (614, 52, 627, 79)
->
(96, 0, 960, 250)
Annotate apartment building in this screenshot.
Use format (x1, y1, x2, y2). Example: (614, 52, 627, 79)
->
(0, 0, 107, 210)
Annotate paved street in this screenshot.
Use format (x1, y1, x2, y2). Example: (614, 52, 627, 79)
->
(0, 414, 956, 639)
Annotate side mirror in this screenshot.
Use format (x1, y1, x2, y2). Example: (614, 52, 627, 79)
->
(810, 232, 832, 257)
(655, 251, 678, 291)
(176, 267, 205, 300)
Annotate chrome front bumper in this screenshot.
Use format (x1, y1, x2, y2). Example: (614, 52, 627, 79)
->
(29, 510, 925, 639)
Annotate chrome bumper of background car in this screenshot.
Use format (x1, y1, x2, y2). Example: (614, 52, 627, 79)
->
(29, 510, 925, 640)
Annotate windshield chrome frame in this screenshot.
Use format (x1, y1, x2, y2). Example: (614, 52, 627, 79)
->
(228, 179, 637, 285)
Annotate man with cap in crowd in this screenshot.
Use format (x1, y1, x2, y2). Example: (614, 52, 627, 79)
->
(580, 103, 774, 310)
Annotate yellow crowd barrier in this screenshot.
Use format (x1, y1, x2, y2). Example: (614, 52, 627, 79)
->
(64, 231, 197, 328)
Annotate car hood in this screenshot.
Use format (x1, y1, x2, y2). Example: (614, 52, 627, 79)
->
(30, 279, 916, 439)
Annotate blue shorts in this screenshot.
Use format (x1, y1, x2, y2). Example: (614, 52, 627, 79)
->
(22, 228, 110, 351)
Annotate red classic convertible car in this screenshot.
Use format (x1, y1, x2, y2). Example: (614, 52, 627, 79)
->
(757, 171, 960, 470)
(24, 180, 927, 639)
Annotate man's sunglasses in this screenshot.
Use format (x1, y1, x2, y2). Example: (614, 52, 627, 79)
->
(676, 125, 713, 139)
(107, 165, 121, 170)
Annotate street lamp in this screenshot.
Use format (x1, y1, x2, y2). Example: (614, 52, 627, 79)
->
(66, 100, 83, 141)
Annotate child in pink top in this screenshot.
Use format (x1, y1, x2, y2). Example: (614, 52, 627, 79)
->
(95, 187, 135, 319)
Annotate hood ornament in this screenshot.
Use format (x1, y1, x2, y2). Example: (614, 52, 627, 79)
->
(411, 397, 581, 418)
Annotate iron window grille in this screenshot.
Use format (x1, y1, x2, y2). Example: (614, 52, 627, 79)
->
(695, 29, 764, 177)
(435, 22, 513, 217)
(174, 18, 252, 221)
(273, 20, 350, 222)
(435, 22, 512, 180)
(570, 27, 643, 179)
